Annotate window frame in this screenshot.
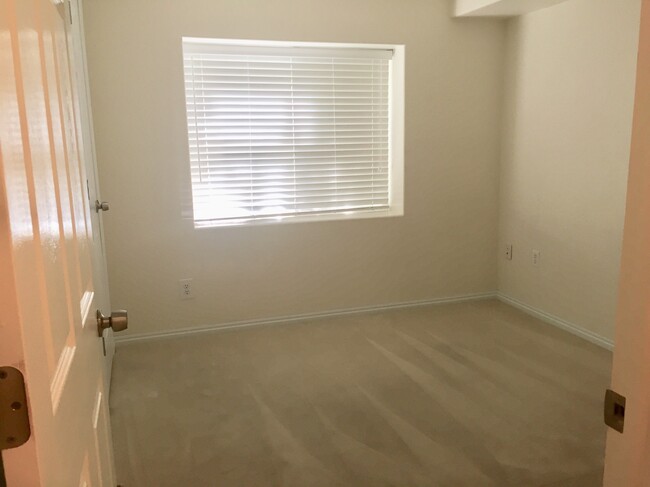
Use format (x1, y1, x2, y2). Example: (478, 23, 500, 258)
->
(182, 38, 405, 228)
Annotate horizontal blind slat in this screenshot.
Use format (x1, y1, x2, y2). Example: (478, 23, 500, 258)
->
(193, 205, 390, 225)
(188, 155, 388, 164)
(193, 197, 389, 210)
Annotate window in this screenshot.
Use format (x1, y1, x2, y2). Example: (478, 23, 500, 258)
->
(182, 38, 404, 227)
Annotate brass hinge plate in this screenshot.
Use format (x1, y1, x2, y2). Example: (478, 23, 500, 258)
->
(0, 367, 31, 450)
(604, 388, 626, 434)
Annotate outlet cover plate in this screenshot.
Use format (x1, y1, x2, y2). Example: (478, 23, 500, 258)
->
(179, 278, 194, 300)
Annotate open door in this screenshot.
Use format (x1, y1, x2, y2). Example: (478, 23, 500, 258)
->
(67, 0, 116, 387)
(0, 0, 119, 485)
(603, 1, 650, 486)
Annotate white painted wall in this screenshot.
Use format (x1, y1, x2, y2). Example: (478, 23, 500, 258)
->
(455, 0, 570, 17)
(82, 0, 505, 337)
(455, 0, 500, 15)
(498, 0, 642, 342)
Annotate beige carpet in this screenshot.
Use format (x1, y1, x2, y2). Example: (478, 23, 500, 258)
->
(110, 299, 611, 486)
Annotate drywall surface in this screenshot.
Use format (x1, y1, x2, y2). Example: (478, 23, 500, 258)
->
(83, 0, 505, 336)
(455, 0, 570, 17)
(498, 0, 642, 341)
(455, 0, 500, 15)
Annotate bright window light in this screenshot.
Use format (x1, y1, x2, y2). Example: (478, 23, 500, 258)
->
(182, 38, 405, 227)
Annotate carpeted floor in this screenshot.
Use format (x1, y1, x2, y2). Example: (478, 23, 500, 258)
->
(109, 299, 611, 486)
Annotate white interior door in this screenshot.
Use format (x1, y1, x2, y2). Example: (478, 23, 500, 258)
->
(68, 0, 115, 386)
(0, 0, 117, 485)
(603, 1, 650, 486)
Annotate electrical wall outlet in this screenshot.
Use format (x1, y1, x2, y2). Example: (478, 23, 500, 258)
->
(179, 278, 194, 299)
(505, 244, 513, 261)
(532, 250, 541, 266)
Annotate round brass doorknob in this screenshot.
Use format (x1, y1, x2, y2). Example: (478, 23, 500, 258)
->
(97, 310, 128, 337)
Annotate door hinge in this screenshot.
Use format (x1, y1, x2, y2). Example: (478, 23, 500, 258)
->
(604, 389, 626, 433)
(0, 367, 31, 450)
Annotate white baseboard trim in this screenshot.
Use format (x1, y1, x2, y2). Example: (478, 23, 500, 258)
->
(497, 293, 614, 351)
(115, 291, 497, 345)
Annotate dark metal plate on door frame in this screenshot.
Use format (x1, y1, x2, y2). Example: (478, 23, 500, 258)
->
(604, 388, 626, 434)
(0, 367, 31, 450)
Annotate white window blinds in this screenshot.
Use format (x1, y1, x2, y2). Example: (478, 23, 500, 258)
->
(182, 40, 396, 226)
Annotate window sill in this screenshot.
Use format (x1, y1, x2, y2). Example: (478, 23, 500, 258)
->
(193, 207, 404, 229)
